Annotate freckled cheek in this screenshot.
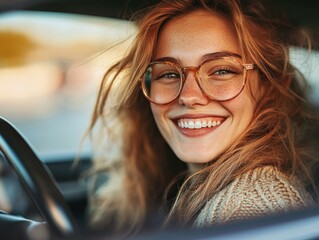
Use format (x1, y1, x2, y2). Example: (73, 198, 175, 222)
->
(150, 103, 160, 114)
(223, 93, 255, 123)
(150, 104, 166, 126)
(150, 104, 173, 142)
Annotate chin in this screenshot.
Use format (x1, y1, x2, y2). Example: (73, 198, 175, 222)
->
(176, 152, 217, 165)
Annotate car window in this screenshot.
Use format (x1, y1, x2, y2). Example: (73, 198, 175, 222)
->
(0, 10, 136, 160)
(290, 47, 319, 104)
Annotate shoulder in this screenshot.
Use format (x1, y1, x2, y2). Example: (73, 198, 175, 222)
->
(195, 166, 314, 227)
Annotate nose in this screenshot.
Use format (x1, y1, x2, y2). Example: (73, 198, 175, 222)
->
(178, 69, 209, 106)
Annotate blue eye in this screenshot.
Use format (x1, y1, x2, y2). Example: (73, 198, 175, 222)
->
(162, 72, 180, 78)
(214, 68, 235, 75)
(155, 72, 180, 81)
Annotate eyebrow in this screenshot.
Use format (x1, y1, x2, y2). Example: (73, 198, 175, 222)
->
(153, 51, 242, 64)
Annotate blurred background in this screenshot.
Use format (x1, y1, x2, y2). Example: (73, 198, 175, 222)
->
(0, 7, 136, 159)
(0, 0, 318, 161)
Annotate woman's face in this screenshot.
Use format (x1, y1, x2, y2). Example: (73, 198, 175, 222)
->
(150, 10, 262, 167)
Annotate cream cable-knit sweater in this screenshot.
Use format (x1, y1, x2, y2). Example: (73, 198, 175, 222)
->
(194, 166, 314, 227)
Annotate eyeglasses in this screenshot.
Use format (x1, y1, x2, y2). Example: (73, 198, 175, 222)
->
(140, 56, 255, 105)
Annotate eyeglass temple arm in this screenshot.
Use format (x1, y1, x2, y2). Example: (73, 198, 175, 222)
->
(243, 63, 255, 70)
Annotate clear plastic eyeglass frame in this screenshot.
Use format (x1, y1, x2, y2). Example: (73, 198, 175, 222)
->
(140, 56, 256, 105)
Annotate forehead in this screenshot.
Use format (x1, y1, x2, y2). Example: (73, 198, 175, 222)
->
(154, 10, 240, 64)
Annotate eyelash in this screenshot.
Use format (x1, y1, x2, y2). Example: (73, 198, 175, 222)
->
(214, 68, 234, 75)
(156, 72, 180, 80)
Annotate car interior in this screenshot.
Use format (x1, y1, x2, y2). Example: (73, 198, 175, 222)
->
(0, 0, 319, 239)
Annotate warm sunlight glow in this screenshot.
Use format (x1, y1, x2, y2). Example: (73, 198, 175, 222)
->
(0, 11, 136, 118)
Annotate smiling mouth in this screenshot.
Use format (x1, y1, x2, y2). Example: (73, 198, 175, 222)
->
(177, 118, 224, 129)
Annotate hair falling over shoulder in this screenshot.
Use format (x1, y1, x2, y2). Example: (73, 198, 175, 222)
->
(87, 0, 319, 235)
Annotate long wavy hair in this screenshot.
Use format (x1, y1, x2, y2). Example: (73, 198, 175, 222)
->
(87, 0, 319, 235)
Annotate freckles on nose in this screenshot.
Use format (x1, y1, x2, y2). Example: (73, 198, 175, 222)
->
(181, 81, 198, 96)
(180, 73, 202, 96)
(178, 75, 209, 105)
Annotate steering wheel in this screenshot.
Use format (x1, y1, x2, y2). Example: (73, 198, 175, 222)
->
(0, 117, 78, 239)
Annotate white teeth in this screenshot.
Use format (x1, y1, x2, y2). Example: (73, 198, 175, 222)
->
(195, 121, 201, 129)
(178, 119, 222, 129)
(202, 121, 207, 127)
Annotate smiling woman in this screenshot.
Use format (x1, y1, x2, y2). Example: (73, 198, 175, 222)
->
(87, 0, 319, 237)
(149, 11, 261, 165)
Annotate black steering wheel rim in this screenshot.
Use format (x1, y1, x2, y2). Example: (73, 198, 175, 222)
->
(0, 116, 78, 237)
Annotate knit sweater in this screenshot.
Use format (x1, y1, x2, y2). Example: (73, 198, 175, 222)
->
(194, 166, 314, 227)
